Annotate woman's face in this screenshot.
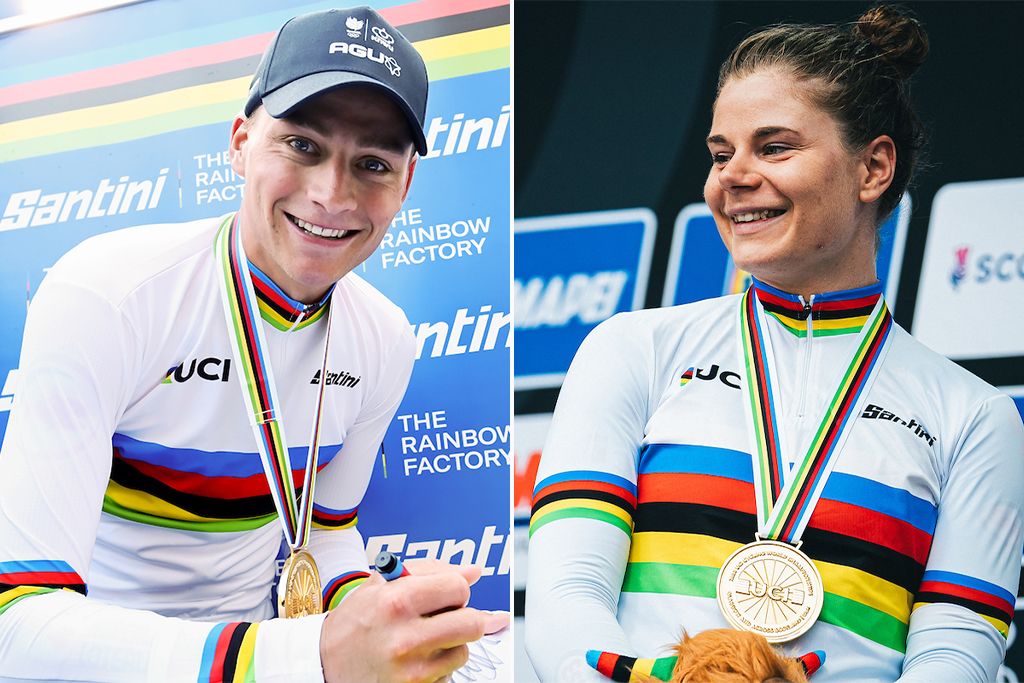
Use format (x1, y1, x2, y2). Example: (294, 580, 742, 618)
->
(703, 68, 878, 295)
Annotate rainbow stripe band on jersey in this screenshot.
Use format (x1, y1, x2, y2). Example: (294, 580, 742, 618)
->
(322, 570, 370, 611)
(530, 470, 637, 538)
(197, 621, 258, 683)
(741, 283, 893, 544)
(101, 433, 341, 531)
(754, 282, 881, 338)
(0, 560, 87, 616)
(214, 213, 332, 552)
(915, 570, 1015, 638)
(249, 263, 331, 332)
(621, 443, 938, 653)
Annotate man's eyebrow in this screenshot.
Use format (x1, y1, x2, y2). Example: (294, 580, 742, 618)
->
(284, 115, 411, 155)
(355, 133, 413, 156)
(286, 113, 330, 137)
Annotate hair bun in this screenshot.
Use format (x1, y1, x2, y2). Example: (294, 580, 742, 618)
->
(853, 5, 929, 79)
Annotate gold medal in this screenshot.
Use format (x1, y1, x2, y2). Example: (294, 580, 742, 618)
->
(277, 549, 323, 618)
(716, 539, 823, 643)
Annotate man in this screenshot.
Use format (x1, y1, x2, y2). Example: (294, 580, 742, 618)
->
(0, 7, 505, 682)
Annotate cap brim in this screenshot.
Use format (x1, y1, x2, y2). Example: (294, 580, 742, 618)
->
(260, 71, 427, 156)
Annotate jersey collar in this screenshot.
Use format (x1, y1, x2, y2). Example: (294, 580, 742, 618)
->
(248, 260, 333, 332)
(750, 278, 883, 337)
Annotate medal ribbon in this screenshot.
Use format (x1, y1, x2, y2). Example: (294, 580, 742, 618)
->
(741, 284, 892, 544)
(214, 214, 332, 550)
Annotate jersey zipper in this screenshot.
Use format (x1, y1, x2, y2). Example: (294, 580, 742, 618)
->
(796, 295, 814, 419)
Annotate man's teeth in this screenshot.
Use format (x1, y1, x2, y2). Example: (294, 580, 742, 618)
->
(733, 209, 784, 223)
(294, 216, 349, 238)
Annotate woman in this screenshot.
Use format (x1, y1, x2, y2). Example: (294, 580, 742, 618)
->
(525, 6, 1024, 682)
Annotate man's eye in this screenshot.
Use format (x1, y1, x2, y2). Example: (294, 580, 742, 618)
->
(289, 138, 316, 154)
(362, 159, 390, 173)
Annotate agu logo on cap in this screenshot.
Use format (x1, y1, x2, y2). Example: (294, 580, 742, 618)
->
(328, 41, 401, 77)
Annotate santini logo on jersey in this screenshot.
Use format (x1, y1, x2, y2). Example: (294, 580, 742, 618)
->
(311, 369, 361, 388)
(861, 404, 936, 446)
(679, 364, 741, 390)
(162, 357, 231, 384)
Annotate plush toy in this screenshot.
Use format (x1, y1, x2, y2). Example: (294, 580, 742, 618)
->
(586, 628, 824, 683)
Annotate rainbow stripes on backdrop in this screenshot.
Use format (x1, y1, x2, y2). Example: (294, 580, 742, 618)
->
(0, 0, 510, 163)
(322, 570, 370, 611)
(621, 443, 943, 654)
(915, 570, 1015, 638)
(197, 621, 259, 683)
(752, 281, 882, 338)
(103, 432, 341, 532)
(529, 470, 636, 539)
(0, 560, 86, 616)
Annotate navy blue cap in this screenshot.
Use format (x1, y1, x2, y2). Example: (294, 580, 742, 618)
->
(244, 7, 428, 155)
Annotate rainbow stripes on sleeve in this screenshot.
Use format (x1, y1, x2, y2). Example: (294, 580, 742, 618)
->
(914, 570, 1015, 638)
(529, 470, 636, 538)
(0, 559, 86, 616)
(197, 621, 259, 683)
(585, 650, 676, 682)
(322, 570, 370, 611)
(311, 503, 358, 530)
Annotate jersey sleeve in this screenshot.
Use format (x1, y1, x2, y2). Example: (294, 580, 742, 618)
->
(310, 321, 416, 611)
(899, 393, 1024, 681)
(525, 313, 654, 682)
(0, 273, 326, 682)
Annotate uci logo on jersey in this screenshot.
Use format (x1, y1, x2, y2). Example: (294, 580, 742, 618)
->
(679, 364, 741, 390)
(162, 357, 231, 384)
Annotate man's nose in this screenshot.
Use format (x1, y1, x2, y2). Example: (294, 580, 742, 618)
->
(309, 163, 358, 213)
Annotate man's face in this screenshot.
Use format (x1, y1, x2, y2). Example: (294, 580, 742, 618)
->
(230, 85, 416, 303)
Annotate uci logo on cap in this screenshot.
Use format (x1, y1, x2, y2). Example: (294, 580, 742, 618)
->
(328, 41, 401, 77)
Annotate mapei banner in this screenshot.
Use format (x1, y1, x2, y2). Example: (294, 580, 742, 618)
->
(664, 195, 911, 307)
(913, 178, 1024, 361)
(513, 208, 656, 390)
(0, 0, 509, 610)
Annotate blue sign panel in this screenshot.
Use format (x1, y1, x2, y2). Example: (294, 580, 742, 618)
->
(514, 208, 656, 389)
(663, 195, 911, 307)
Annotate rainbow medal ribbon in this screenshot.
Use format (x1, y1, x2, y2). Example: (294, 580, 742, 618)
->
(214, 214, 332, 618)
(715, 285, 893, 642)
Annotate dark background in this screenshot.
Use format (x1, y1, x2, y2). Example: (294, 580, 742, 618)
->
(515, 0, 1024, 672)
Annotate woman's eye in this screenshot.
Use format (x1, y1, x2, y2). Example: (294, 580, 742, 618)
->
(711, 153, 731, 165)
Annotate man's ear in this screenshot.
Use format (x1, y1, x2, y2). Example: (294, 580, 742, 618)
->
(229, 115, 250, 178)
(401, 154, 418, 202)
(858, 134, 896, 204)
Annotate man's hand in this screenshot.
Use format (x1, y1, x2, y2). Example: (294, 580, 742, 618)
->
(319, 560, 509, 683)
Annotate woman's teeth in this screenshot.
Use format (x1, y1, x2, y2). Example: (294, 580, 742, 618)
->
(733, 209, 784, 223)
